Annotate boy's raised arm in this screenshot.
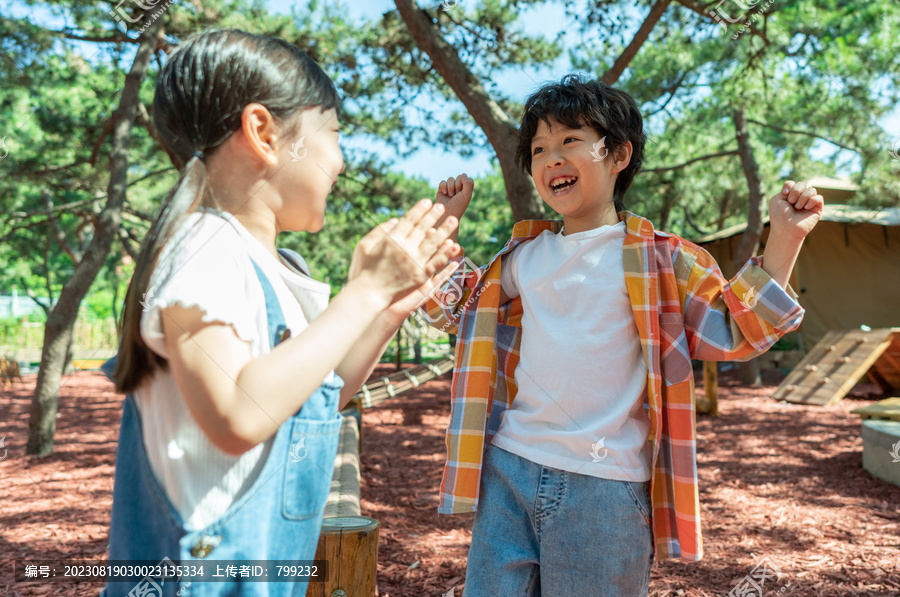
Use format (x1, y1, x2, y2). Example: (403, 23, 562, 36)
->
(761, 180, 824, 289)
(680, 180, 823, 362)
(434, 173, 474, 243)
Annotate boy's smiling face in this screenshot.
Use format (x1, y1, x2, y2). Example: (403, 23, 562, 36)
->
(530, 118, 631, 233)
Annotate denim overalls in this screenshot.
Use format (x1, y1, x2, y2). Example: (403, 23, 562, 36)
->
(102, 256, 344, 597)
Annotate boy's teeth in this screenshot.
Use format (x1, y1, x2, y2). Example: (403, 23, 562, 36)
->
(551, 176, 577, 190)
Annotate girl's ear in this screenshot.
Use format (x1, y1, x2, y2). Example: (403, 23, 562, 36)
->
(240, 103, 280, 167)
(611, 140, 633, 174)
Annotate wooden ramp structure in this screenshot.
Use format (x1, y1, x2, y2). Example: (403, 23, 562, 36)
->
(773, 328, 900, 406)
(850, 397, 900, 422)
(850, 398, 900, 488)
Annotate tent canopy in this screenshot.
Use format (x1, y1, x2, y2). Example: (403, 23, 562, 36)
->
(695, 203, 900, 349)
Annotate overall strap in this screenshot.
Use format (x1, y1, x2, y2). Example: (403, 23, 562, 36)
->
(249, 258, 288, 350)
(277, 248, 311, 277)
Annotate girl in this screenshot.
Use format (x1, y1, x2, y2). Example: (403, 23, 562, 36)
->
(103, 29, 459, 597)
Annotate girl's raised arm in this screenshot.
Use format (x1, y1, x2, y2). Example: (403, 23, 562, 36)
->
(163, 200, 458, 455)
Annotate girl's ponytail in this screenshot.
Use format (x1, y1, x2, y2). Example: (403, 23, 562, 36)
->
(115, 29, 338, 393)
(114, 155, 209, 392)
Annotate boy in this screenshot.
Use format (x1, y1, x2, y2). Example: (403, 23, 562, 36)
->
(423, 75, 823, 595)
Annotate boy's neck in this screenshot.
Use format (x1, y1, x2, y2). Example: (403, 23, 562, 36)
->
(560, 203, 620, 235)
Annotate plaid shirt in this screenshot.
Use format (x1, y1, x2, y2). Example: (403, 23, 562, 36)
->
(423, 212, 804, 563)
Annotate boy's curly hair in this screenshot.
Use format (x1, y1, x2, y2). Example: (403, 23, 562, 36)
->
(515, 75, 646, 211)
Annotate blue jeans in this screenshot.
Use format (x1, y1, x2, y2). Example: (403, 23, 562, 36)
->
(463, 445, 654, 596)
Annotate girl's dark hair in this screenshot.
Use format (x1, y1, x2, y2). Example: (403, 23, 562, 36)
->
(515, 74, 645, 211)
(114, 29, 340, 393)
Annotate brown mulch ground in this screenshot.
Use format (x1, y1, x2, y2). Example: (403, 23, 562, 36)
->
(1, 366, 899, 596)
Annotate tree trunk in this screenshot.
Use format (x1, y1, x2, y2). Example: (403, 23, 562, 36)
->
(393, 0, 544, 222)
(717, 188, 733, 231)
(63, 332, 75, 375)
(658, 179, 676, 230)
(703, 360, 719, 416)
(401, 318, 422, 364)
(732, 107, 763, 386)
(26, 19, 163, 456)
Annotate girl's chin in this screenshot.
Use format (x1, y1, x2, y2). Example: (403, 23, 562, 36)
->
(282, 215, 324, 234)
(308, 214, 326, 233)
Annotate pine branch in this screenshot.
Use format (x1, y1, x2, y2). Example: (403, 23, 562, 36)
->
(641, 150, 739, 174)
(602, 0, 673, 85)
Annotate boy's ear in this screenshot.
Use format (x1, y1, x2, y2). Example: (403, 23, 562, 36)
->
(611, 140, 633, 174)
(239, 103, 280, 167)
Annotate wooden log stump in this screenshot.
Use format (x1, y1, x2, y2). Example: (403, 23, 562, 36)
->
(308, 516, 379, 597)
(698, 361, 719, 416)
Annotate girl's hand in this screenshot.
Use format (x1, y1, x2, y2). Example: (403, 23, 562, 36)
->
(435, 174, 474, 243)
(378, 253, 462, 328)
(348, 199, 460, 309)
(769, 181, 824, 241)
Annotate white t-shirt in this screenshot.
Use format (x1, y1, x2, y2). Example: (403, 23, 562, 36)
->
(495, 221, 651, 482)
(136, 209, 334, 531)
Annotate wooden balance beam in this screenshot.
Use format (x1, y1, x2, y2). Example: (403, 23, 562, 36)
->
(308, 409, 379, 597)
(308, 357, 455, 595)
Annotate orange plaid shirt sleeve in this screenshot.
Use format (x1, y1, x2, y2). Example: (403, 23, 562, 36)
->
(422, 212, 804, 562)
